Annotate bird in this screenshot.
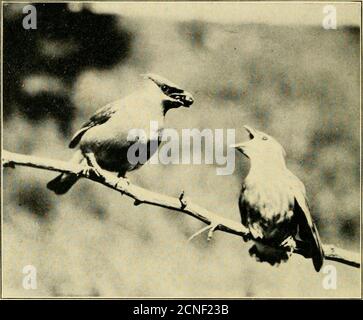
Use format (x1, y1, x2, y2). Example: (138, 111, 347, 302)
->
(47, 73, 194, 194)
(231, 125, 324, 272)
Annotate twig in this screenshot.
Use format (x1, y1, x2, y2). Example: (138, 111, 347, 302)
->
(2, 150, 360, 269)
(323, 244, 360, 268)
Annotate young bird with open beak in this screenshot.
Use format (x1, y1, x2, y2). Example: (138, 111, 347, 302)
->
(47, 73, 194, 194)
(231, 126, 324, 272)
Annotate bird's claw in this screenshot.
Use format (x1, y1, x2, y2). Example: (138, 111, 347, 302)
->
(114, 176, 130, 190)
(280, 237, 296, 252)
(80, 166, 104, 181)
(82, 153, 105, 181)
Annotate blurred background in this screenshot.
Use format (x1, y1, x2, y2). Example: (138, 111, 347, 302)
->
(2, 2, 360, 297)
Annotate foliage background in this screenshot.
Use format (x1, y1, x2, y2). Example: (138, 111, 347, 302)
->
(3, 3, 360, 297)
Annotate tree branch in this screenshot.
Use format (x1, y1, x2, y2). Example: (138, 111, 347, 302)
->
(2, 150, 360, 269)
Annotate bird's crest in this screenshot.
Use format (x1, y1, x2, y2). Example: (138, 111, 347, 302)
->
(140, 73, 194, 110)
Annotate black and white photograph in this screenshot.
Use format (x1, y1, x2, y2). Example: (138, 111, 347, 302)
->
(1, 1, 361, 299)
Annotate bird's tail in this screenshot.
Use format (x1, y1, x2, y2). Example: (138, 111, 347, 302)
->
(298, 222, 324, 272)
(47, 173, 79, 195)
(47, 150, 84, 195)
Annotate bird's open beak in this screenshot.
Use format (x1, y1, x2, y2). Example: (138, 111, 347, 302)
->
(230, 126, 257, 150)
(169, 91, 194, 108)
(230, 142, 247, 150)
(243, 125, 257, 139)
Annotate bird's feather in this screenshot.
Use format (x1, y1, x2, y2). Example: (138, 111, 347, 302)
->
(293, 189, 324, 272)
(286, 170, 324, 271)
(69, 102, 119, 148)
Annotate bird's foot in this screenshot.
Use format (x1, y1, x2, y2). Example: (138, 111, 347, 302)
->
(242, 234, 250, 242)
(80, 166, 104, 181)
(280, 236, 296, 253)
(114, 176, 130, 190)
(79, 152, 106, 181)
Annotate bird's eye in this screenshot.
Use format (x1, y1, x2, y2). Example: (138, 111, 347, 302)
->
(161, 85, 168, 92)
(262, 136, 268, 141)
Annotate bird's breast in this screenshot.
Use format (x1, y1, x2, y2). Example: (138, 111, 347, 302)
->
(79, 104, 165, 173)
(240, 178, 295, 241)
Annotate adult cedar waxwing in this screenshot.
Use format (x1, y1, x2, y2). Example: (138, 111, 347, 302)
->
(231, 126, 324, 272)
(47, 73, 194, 194)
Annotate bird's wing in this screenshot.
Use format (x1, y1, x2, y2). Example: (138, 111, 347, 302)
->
(69, 102, 119, 148)
(289, 171, 324, 272)
(238, 186, 248, 227)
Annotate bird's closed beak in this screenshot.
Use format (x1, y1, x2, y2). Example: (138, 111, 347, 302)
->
(170, 91, 194, 108)
(183, 91, 194, 107)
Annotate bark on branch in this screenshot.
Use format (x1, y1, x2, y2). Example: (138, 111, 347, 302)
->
(2, 150, 360, 269)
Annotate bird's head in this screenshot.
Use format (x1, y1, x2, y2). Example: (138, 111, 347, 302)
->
(231, 125, 287, 168)
(142, 73, 194, 113)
